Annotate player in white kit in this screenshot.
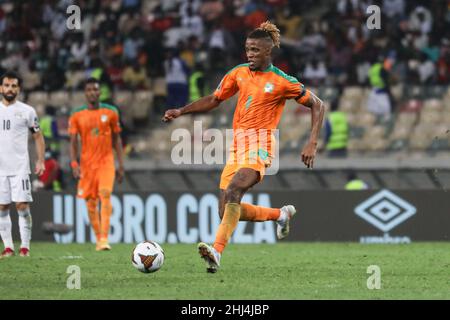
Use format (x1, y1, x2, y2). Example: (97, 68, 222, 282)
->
(0, 71, 45, 258)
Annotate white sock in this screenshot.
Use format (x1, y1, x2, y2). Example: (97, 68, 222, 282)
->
(18, 208, 32, 249)
(0, 209, 14, 250)
(277, 208, 285, 222)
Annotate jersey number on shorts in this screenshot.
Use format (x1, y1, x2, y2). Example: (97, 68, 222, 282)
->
(2, 119, 11, 131)
(22, 179, 30, 191)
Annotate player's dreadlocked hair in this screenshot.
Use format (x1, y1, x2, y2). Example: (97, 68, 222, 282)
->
(247, 21, 281, 48)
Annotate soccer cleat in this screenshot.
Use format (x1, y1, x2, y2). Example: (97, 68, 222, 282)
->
(0, 247, 14, 258)
(96, 238, 111, 251)
(19, 248, 30, 257)
(198, 242, 221, 273)
(276, 205, 296, 240)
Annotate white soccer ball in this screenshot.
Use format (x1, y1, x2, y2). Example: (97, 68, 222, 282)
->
(131, 240, 165, 273)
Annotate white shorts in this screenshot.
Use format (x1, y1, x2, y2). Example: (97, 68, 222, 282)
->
(367, 89, 391, 115)
(0, 175, 33, 204)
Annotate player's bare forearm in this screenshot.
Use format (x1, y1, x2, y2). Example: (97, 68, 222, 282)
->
(112, 133, 124, 169)
(162, 94, 221, 122)
(69, 134, 80, 179)
(303, 91, 325, 144)
(112, 133, 125, 183)
(32, 132, 46, 175)
(299, 90, 325, 169)
(180, 94, 221, 115)
(32, 131, 45, 162)
(69, 134, 79, 163)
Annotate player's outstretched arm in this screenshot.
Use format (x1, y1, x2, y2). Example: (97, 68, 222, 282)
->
(162, 94, 221, 122)
(32, 131, 45, 176)
(299, 90, 325, 169)
(69, 133, 80, 179)
(112, 132, 125, 184)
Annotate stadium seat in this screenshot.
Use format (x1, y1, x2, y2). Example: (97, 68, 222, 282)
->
(115, 91, 133, 107)
(49, 91, 70, 107)
(347, 138, 363, 151)
(280, 126, 298, 149)
(70, 91, 86, 107)
(368, 139, 389, 151)
(388, 138, 409, 151)
(429, 138, 449, 151)
(167, 114, 193, 130)
(420, 110, 442, 125)
(430, 124, 449, 138)
(422, 99, 443, 112)
(342, 86, 364, 103)
(349, 126, 365, 139)
(193, 114, 213, 129)
(132, 91, 154, 120)
(319, 87, 339, 102)
(346, 112, 358, 126)
(152, 77, 167, 96)
(148, 129, 172, 158)
(443, 95, 450, 110)
(396, 112, 417, 126)
(400, 99, 423, 113)
(405, 85, 425, 99)
(425, 85, 447, 99)
(391, 84, 404, 102)
(27, 91, 48, 107)
(357, 111, 376, 127)
(339, 98, 358, 113)
(390, 125, 411, 140)
(409, 135, 431, 150)
(441, 111, 450, 124)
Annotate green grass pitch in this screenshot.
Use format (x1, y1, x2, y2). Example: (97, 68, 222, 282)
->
(0, 242, 449, 299)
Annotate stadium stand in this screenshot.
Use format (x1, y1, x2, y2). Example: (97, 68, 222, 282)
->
(1, 0, 449, 190)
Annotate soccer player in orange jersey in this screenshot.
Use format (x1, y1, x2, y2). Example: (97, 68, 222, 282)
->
(69, 78, 124, 251)
(163, 22, 325, 272)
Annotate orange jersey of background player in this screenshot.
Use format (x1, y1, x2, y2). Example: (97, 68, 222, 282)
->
(214, 63, 311, 155)
(68, 103, 121, 171)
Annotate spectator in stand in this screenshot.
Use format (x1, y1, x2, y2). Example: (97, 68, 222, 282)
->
(164, 49, 190, 109)
(22, 61, 41, 93)
(417, 53, 436, 84)
(34, 149, 63, 192)
(123, 61, 151, 90)
(303, 58, 328, 86)
(107, 56, 125, 90)
(367, 55, 394, 120)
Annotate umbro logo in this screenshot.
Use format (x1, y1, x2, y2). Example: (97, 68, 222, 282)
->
(355, 189, 416, 232)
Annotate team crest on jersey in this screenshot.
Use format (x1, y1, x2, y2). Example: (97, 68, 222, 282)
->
(264, 82, 274, 93)
(78, 189, 83, 196)
(101, 114, 108, 122)
(15, 112, 24, 119)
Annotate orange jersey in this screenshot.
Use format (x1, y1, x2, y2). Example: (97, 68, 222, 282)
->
(68, 103, 121, 170)
(214, 63, 310, 156)
(214, 63, 310, 130)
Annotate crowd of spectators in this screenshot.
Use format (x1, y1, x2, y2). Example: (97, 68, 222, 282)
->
(0, 0, 448, 102)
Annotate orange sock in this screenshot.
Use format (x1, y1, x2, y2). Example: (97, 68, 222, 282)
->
(239, 203, 280, 221)
(99, 190, 112, 241)
(86, 198, 101, 242)
(213, 203, 240, 254)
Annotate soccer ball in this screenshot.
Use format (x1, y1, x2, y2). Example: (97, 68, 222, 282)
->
(131, 240, 165, 273)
